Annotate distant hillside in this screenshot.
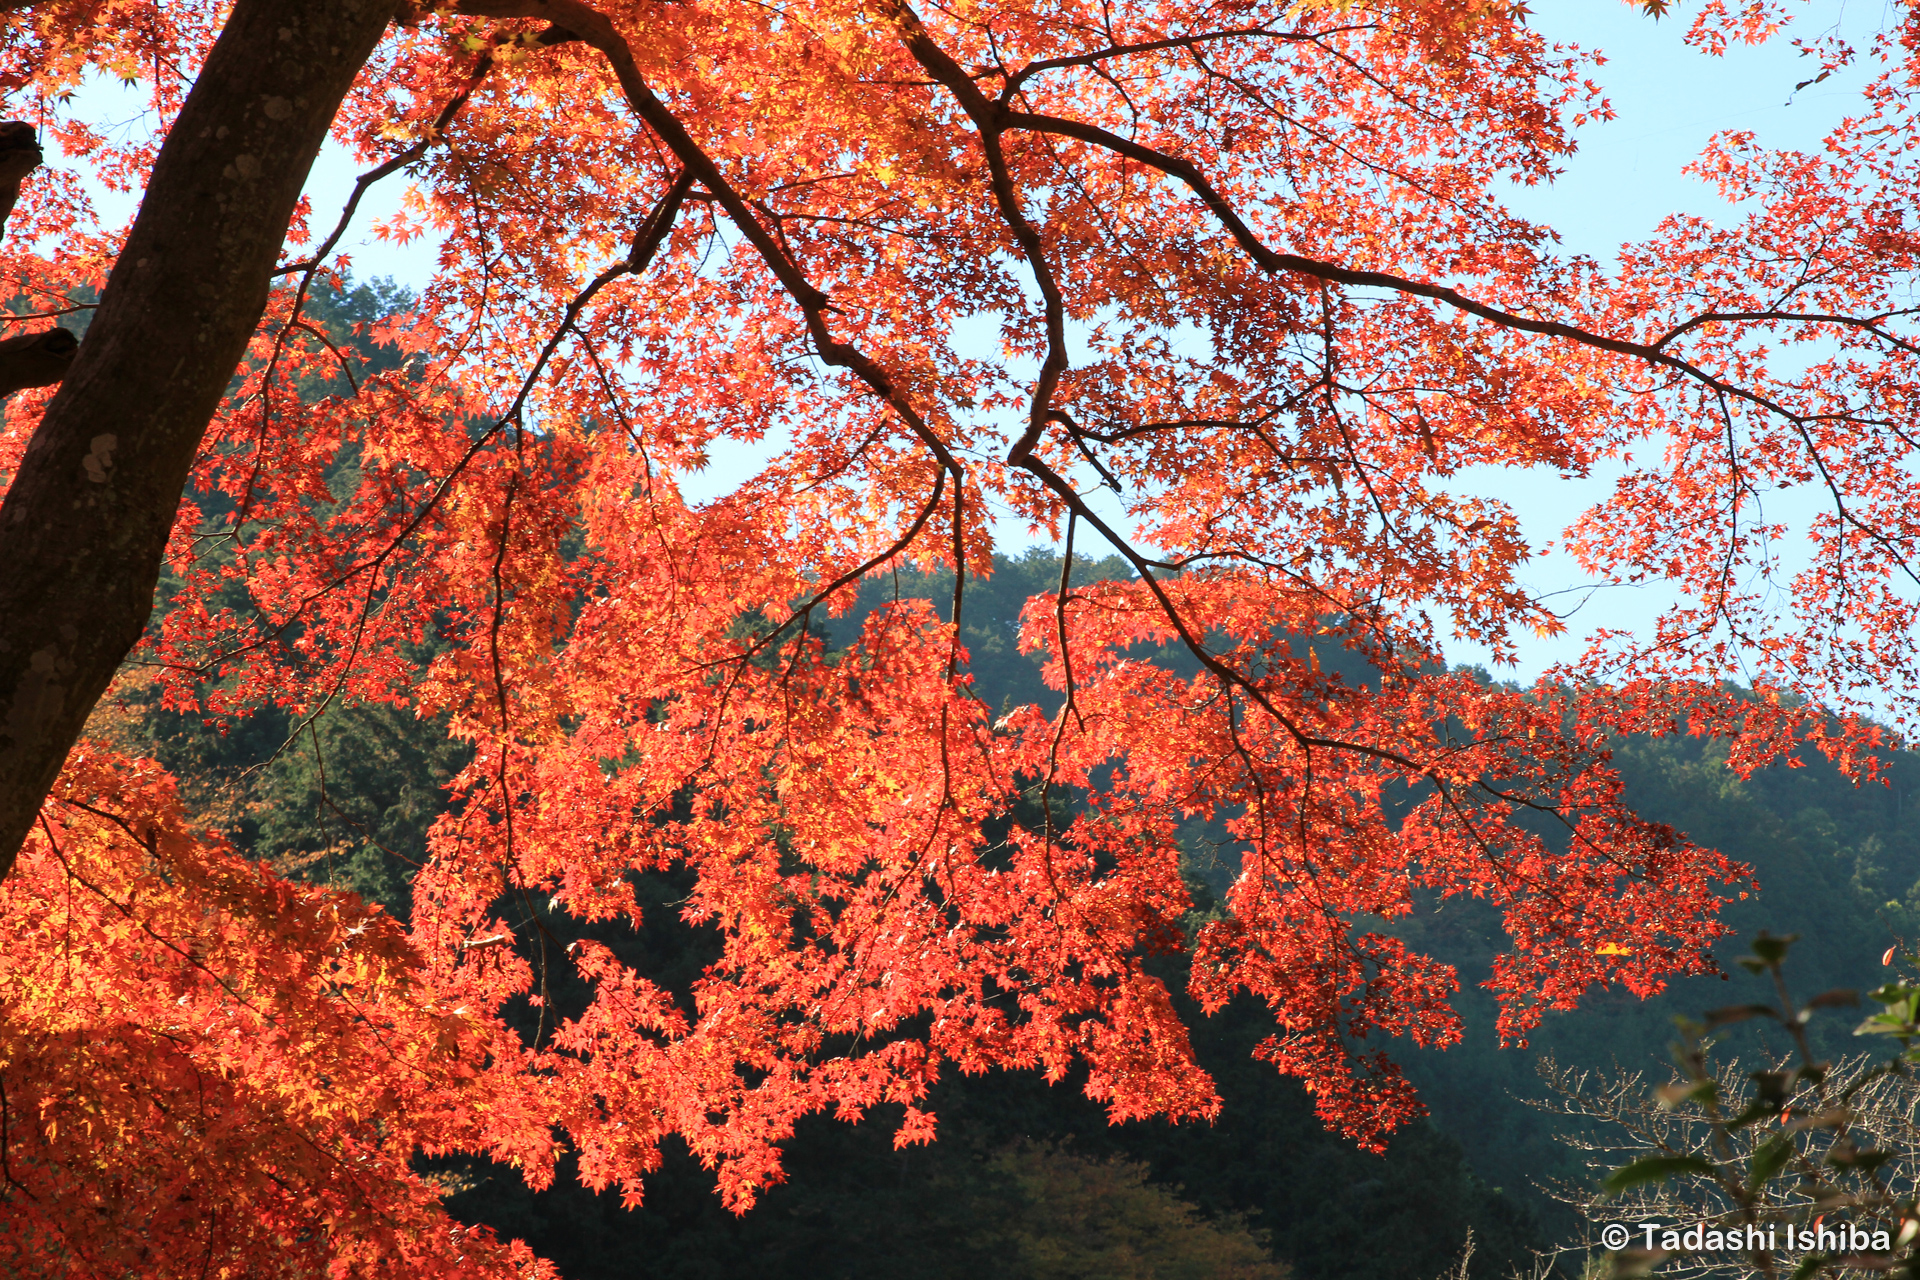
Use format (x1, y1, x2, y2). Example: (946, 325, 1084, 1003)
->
(117, 534, 1920, 1278)
(824, 550, 1920, 1247)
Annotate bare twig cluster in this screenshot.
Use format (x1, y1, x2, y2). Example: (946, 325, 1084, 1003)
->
(1541, 934, 1920, 1279)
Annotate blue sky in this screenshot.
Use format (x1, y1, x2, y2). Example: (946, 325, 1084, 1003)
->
(97, 1, 1877, 678)
(1440, 1, 1876, 675)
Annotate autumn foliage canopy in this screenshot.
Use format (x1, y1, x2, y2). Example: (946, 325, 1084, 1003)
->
(1, 0, 1918, 1271)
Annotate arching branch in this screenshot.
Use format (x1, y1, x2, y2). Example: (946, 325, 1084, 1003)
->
(0, 328, 76, 397)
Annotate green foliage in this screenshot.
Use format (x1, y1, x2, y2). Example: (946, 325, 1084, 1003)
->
(294, 274, 418, 393)
(94, 673, 466, 918)
(972, 1143, 1286, 1280)
(248, 701, 471, 915)
(1600, 1155, 1718, 1194)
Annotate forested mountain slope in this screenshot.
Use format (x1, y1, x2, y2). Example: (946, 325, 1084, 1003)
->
(92, 286, 1920, 1279)
(1395, 725, 1919, 1233)
(100, 538, 1540, 1279)
(106, 529, 1918, 1278)
(824, 551, 1920, 1248)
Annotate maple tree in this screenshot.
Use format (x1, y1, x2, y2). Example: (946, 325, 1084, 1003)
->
(1, 0, 1918, 1272)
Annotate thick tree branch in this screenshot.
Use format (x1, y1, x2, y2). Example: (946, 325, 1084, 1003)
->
(454, 1, 955, 450)
(995, 108, 1777, 386)
(0, 328, 76, 396)
(879, 0, 1071, 465)
(979, 106, 1920, 584)
(1001, 26, 1337, 95)
(0, 121, 41, 240)
(0, 0, 393, 875)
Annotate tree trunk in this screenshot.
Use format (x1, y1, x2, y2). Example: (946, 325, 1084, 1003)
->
(0, 0, 392, 875)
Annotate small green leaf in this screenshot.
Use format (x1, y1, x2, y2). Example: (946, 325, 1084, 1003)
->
(1750, 1133, 1795, 1184)
(1602, 1154, 1719, 1193)
(1854, 1014, 1915, 1037)
(1750, 1070, 1791, 1103)
(1826, 1145, 1892, 1173)
(1786, 1255, 1826, 1280)
(1609, 1249, 1662, 1279)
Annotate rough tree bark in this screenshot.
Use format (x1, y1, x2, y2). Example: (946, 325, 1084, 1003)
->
(0, 0, 392, 875)
(0, 119, 42, 229)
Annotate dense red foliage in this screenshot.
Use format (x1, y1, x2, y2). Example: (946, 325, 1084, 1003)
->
(2, 0, 1917, 1271)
